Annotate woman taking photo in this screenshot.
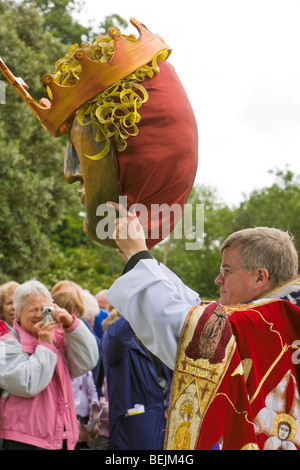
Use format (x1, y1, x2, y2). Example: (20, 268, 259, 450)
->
(0, 279, 99, 450)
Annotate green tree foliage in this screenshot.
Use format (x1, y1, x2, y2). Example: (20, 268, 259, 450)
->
(25, 1, 128, 44)
(38, 207, 124, 293)
(24, 0, 92, 44)
(0, 0, 125, 291)
(0, 0, 77, 283)
(96, 14, 128, 35)
(232, 168, 300, 252)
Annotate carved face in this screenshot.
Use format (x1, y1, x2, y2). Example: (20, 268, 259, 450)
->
(64, 116, 119, 247)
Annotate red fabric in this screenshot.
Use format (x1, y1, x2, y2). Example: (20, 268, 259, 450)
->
(195, 300, 300, 450)
(0, 320, 9, 336)
(115, 61, 198, 249)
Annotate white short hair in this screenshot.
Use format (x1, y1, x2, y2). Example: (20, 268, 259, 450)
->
(82, 289, 99, 319)
(14, 279, 52, 313)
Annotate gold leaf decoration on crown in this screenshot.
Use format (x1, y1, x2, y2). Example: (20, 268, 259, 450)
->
(0, 18, 171, 147)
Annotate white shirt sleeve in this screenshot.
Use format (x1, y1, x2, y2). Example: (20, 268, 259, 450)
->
(107, 259, 201, 370)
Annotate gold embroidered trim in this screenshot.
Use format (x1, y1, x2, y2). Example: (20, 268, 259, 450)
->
(240, 443, 260, 450)
(223, 298, 281, 317)
(215, 392, 254, 426)
(236, 305, 294, 405)
(251, 308, 286, 348)
(164, 304, 236, 450)
(259, 274, 300, 299)
(249, 344, 288, 405)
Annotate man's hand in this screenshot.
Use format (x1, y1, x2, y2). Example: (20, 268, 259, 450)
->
(107, 202, 148, 260)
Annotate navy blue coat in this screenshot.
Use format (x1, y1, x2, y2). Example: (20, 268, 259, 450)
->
(101, 316, 173, 450)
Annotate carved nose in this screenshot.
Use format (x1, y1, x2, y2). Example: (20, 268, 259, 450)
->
(64, 138, 83, 184)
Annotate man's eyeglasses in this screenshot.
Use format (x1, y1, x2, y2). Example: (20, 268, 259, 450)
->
(219, 266, 246, 278)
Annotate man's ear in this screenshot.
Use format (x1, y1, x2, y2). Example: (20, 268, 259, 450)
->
(256, 268, 270, 286)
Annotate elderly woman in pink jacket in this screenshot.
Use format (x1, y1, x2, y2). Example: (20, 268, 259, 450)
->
(0, 279, 99, 450)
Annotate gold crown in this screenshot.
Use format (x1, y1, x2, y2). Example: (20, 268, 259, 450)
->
(0, 18, 171, 137)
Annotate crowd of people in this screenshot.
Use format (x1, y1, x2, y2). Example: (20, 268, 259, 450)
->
(0, 277, 172, 451)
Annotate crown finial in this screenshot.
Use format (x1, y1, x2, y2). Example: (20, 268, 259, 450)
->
(0, 18, 171, 136)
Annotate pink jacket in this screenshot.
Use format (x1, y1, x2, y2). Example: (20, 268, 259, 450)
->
(0, 317, 98, 450)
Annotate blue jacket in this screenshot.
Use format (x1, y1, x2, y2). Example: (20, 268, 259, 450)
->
(101, 316, 173, 450)
(93, 308, 108, 339)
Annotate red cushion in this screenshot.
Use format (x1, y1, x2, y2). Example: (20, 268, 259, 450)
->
(115, 61, 198, 248)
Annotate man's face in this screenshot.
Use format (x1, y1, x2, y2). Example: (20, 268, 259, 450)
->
(215, 245, 261, 306)
(64, 117, 119, 247)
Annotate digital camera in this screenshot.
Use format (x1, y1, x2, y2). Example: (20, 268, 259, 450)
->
(42, 305, 54, 324)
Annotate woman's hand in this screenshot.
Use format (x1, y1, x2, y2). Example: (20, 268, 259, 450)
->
(51, 306, 74, 329)
(34, 305, 74, 344)
(34, 321, 59, 344)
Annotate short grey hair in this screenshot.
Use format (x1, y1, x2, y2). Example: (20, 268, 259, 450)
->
(14, 279, 52, 313)
(220, 227, 298, 286)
